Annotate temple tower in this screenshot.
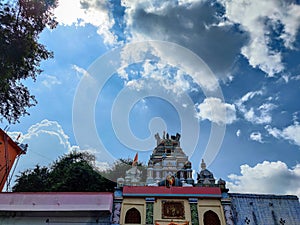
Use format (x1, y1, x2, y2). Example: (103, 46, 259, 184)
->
(146, 132, 193, 185)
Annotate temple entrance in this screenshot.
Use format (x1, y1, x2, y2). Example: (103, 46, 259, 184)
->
(125, 208, 141, 224)
(203, 210, 221, 225)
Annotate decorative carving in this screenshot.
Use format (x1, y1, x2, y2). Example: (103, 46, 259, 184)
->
(155, 133, 162, 146)
(279, 218, 286, 225)
(190, 203, 199, 225)
(146, 202, 154, 224)
(244, 217, 250, 224)
(223, 205, 234, 225)
(162, 201, 185, 219)
(125, 165, 142, 185)
(112, 203, 121, 224)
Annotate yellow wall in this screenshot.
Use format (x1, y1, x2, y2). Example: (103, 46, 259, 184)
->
(121, 197, 226, 225)
(121, 198, 146, 225)
(198, 199, 226, 225)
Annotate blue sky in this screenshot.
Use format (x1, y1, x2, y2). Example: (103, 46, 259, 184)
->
(3, 0, 300, 196)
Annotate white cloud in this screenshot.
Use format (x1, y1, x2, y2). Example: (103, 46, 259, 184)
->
(41, 75, 62, 89)
(117, 42, 220, 100)
(227, 161, 300, 198)
(250, 131, 263, 143)
(235, 91, 276, 124)
(7, 120, 101, 186)
(239, 90, 263, 102)
(8, 120, 72, 171)
(265, 122, 300, 147)
(291, 74, 300, 81)
(220, 0, 300, 76)
(53, 0, 300, 78)
(196, 97, 236, 125)
(54, 0, 117, 45)
(72, 65, 90, 78)
(119, 0, 247, 80)
(125, 79, 146, 92)
(236, 129, 241, 137)
(139, 62, 191, 95)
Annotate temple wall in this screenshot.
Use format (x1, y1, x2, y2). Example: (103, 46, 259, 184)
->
(229, 193, 300, 225)
(120, 197, 227, 225)
(120, 198, 146, 225)
(198, 199, 226, 225)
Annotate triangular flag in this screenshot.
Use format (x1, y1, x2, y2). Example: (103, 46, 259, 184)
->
(132, 152, 138, 166)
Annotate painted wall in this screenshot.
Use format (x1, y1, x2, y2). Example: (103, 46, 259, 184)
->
(229, 193, 300, 225)
(198, 199, 226, 225)
(120, 197, 226, 225)
(0, 211, 111, 225)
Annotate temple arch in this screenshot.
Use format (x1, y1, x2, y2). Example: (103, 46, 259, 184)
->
(203, 210, 221, 225)
(125, 207, 141, 224)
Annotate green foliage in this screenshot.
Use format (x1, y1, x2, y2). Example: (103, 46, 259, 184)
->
(12, 165, 50, 192)
(0, 0, 58, 123)
(12, 151, 116, 192)
(102, 158, 147, 182)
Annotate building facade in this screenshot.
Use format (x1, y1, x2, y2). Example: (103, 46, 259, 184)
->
(0, 192, 113, 225)
(0, 132, 299, 225)
(113, 132, 300, 225)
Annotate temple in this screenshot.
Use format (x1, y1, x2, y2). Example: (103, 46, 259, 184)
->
(0, 132, 299, 225)
(146, 132, 193, 185)
(113, 132, 300, 225)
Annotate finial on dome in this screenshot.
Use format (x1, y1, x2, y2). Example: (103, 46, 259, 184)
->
(201, 159, 206, 170)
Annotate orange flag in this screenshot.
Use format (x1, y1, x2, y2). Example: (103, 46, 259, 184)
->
(132, 153, 138, 166)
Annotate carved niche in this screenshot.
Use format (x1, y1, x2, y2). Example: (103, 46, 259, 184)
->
(162, 201, 185, 219)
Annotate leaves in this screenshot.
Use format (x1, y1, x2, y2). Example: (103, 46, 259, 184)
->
(12, 151, 116, 192)
(0, 0, 57, 123)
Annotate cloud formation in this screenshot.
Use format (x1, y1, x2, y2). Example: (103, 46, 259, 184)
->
(196, 97, 236, 125)
(54, 0, 300, 78)
(227, 161, 300, 198)
(220, 0, 300, 76)
(41, 75, 62, 89)
(8, 120, 73, 170)
(54, 0, 117, 45)
(250, 131, 263, 143)
(121, 0, 246, 78)
(265, 122, 300, 147)
(8, 120, 110, 186)
(235, 91, 276, 124)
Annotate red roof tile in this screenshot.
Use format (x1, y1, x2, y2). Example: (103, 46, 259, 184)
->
(123, 186, 221, 198)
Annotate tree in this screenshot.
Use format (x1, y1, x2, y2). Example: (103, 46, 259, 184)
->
(12, 165, 50, 192)
(0, 0, 58, 123)
(12, 151, 116, 192)
(103, 158, 147, 183)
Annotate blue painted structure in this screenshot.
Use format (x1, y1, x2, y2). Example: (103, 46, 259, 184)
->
(228, 193, 300, 225)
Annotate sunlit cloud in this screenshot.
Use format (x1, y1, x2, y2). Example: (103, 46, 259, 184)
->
(196, 97, 236, 125)
(227, 161, 300, 198)
(265, 122, 300, 147)
(235, 91, 276, 124)
(220, 0, 300, 76)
